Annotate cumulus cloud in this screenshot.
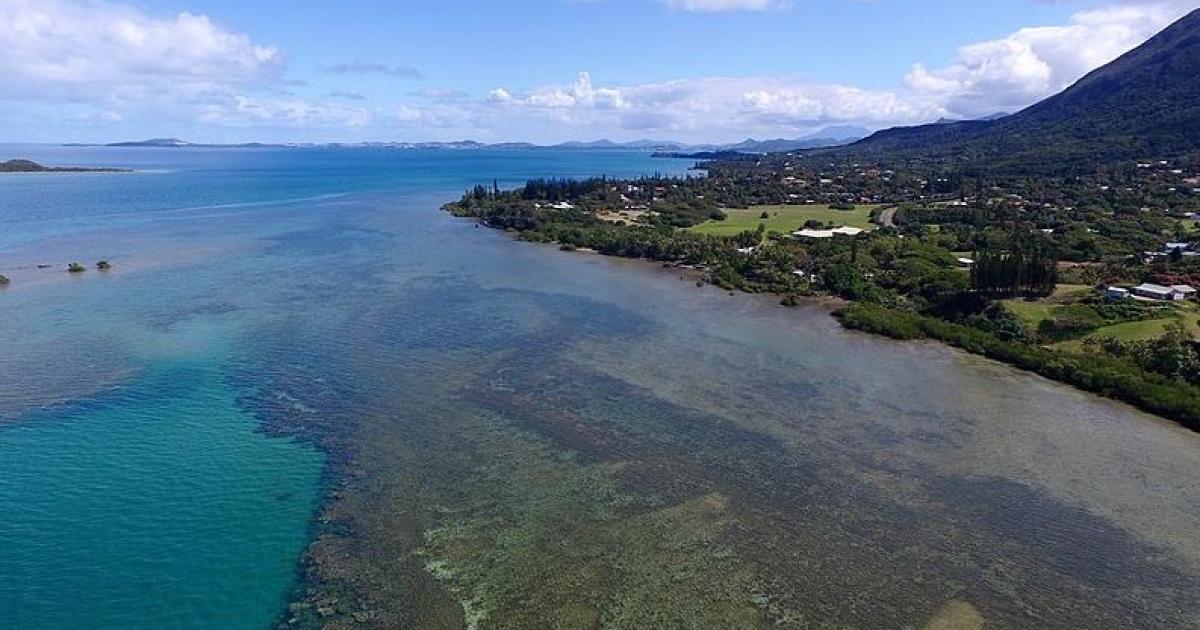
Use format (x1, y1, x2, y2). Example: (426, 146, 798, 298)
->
(481, 72, 938, 140)
(0, 0, 1194, 142)
(0, 0, 282, 98)
(905, 2, 1192, 118)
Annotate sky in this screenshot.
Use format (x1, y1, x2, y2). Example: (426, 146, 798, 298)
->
(0, 0, 1196, 144)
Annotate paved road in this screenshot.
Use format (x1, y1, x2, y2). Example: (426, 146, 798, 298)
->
(877, 206, 897, 228)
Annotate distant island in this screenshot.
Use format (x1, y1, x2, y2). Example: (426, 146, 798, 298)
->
(1, 159, 128, 173)
(105, 138, 194, 147)
(71, 128, 872, 155)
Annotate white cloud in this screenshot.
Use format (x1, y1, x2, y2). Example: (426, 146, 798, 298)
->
(0, 0, 1194, 143)
(905, 2, 1192, 118)
(661, 0, 789, 12)
(321, 61, 422, 79)
(470, 1, 1193, 141)
(0, 0, 282, 97)
(477, 72, 939, 142)
(197, 95, 372, 128)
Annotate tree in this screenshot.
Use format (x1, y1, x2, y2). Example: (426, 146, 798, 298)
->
(970, 245, 1057, 298)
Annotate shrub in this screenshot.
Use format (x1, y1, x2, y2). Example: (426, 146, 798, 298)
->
(67, 262, 86, 273)
(836, 303, 1200, 432)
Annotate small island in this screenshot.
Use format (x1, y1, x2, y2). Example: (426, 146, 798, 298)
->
(1, 159, 129, 173)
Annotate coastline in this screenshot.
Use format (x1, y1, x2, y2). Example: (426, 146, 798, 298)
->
(448, 204, 1200, 433)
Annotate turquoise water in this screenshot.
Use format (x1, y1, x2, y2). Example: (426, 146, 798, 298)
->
(2, 146, 1200, 629)
(0, 359, 323, 629)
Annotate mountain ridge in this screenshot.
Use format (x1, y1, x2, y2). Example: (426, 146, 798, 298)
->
(830, 8, 1200, 169)
(79, 126, 871, 154)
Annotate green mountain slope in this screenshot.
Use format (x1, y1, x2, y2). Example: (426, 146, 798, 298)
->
(837, 8, 1200, 169)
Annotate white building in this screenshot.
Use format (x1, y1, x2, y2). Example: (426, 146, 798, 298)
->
(792, 226, 865, 239)
(1131, 283, 1182, 301)
(1171, 285, 1197, 300)
(1105, 287, 1130, 300)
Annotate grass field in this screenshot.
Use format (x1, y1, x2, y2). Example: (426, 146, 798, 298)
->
(1093, 309, 1200, 340)
(1055, 310, 1200, 351)
(1056, 312, 1195, 350)
(1003, 284, 1091, 330)
(687, 204, 879, 237)
(1004, 300, 1054, 329)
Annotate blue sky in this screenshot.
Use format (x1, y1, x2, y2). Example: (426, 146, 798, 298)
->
(0, 0, 1194, 143)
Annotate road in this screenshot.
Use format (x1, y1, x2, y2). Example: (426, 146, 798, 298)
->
(877, 206, 897, 228)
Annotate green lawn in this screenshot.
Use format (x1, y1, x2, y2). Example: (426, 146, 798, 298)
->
(1004, 300, 1054, 329)
(687, 204, 879, 237)
(1002, 285, 1091, 330)
(1096, 309, 1200, 340)
(1056, 310, 1200, 351)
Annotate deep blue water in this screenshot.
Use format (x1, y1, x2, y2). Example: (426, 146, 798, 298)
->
(2, 146, 1199, 629)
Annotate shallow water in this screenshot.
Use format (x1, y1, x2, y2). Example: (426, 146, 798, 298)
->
(1, 146, 1198, 629)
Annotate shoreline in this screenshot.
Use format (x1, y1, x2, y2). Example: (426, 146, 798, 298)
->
(452, 208, 1200, 434)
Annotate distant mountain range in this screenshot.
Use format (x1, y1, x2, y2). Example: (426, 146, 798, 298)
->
(80, 126, 872, 154)
(830, 8, 1200, 170)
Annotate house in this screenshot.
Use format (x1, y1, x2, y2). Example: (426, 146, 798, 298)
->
(1171, 285, 1197, 300)
(1105, 287, 1130, 300)
(1131, 283, 1181, 301)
